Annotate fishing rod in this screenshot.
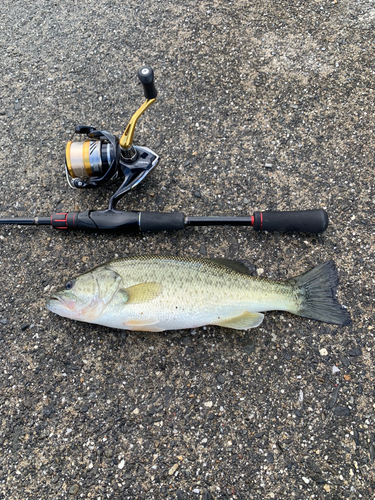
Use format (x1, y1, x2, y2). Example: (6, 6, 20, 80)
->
(0, 209, 328, 234)
(0, 67, 329, 235)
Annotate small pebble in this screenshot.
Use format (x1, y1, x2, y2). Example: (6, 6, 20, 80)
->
(334, 406, 350, 416)
(370, 444, 375, 463)
(199, 244, 207, 256)
(328, 387, 339, 408)
(319, 348, 328, 356)
(349, 348, 362, 357)
(68, 484, 79, 495)
(341, 357, 350, 367)
(168, 463, 179, 475)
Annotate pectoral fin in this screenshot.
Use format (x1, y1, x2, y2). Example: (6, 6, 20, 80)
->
(120, 282, 163, 305)
(213, 311, 264, 330)
(123, 319, 164, 332)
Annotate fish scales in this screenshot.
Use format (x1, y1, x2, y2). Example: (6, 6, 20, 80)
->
(107, 255, 295, 317)
(46, 255, 351, 331)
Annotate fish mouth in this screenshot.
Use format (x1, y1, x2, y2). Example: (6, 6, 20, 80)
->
(46, 295, 76, 311)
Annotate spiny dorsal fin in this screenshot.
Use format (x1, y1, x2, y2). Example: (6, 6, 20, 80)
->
(212, 258, 254, 276)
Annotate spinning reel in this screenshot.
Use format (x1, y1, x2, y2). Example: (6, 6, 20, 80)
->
(65, 66, 159, 210)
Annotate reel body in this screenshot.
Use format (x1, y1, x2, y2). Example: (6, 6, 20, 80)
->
(64, 66, 159, 209)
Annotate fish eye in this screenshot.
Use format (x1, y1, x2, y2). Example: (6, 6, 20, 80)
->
(65, 279, 75, 290)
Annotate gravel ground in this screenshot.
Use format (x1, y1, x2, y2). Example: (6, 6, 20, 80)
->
(0, 0, 374, 499)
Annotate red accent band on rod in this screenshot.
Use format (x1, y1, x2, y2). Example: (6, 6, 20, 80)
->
(52, 213, 69, 229)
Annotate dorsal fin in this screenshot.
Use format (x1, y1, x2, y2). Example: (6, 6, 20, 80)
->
(212, 258, 254, 276)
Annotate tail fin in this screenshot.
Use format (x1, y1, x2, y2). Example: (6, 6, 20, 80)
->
(292, 261, 351, 326)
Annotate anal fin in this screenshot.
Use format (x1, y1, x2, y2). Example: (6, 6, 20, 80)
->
(213, 311, 264, 330)
(123, 318, 164, 332)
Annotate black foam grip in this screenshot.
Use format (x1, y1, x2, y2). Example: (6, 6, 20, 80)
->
(138, 66, 157, 99)
(253, 209, 328, 233)
(140, 212, 185, 232)
(87, 210, 140, 233)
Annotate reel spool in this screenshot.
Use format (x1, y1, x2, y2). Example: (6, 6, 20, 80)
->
(64, 66, 159, 208)
(65, 128, 119, 188)
(66, 136, 116, 180)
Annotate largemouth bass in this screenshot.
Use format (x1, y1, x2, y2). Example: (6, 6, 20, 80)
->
(46, 255, 351, 331)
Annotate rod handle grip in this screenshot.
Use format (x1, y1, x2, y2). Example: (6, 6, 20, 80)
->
(51, 211, 140, 233)
(140, 212, 185, 232)
(253, 209, 328, 233)
(51, 211, 186, 234)
(138, 66, 157, 99)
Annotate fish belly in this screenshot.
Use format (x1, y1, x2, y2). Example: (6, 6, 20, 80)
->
(96, 303, 254, 331)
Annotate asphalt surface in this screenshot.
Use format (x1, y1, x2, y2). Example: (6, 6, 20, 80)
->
(0, 0, 374, 499)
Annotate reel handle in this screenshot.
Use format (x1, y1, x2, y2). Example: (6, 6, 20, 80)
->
(138, 66, 157, 99)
